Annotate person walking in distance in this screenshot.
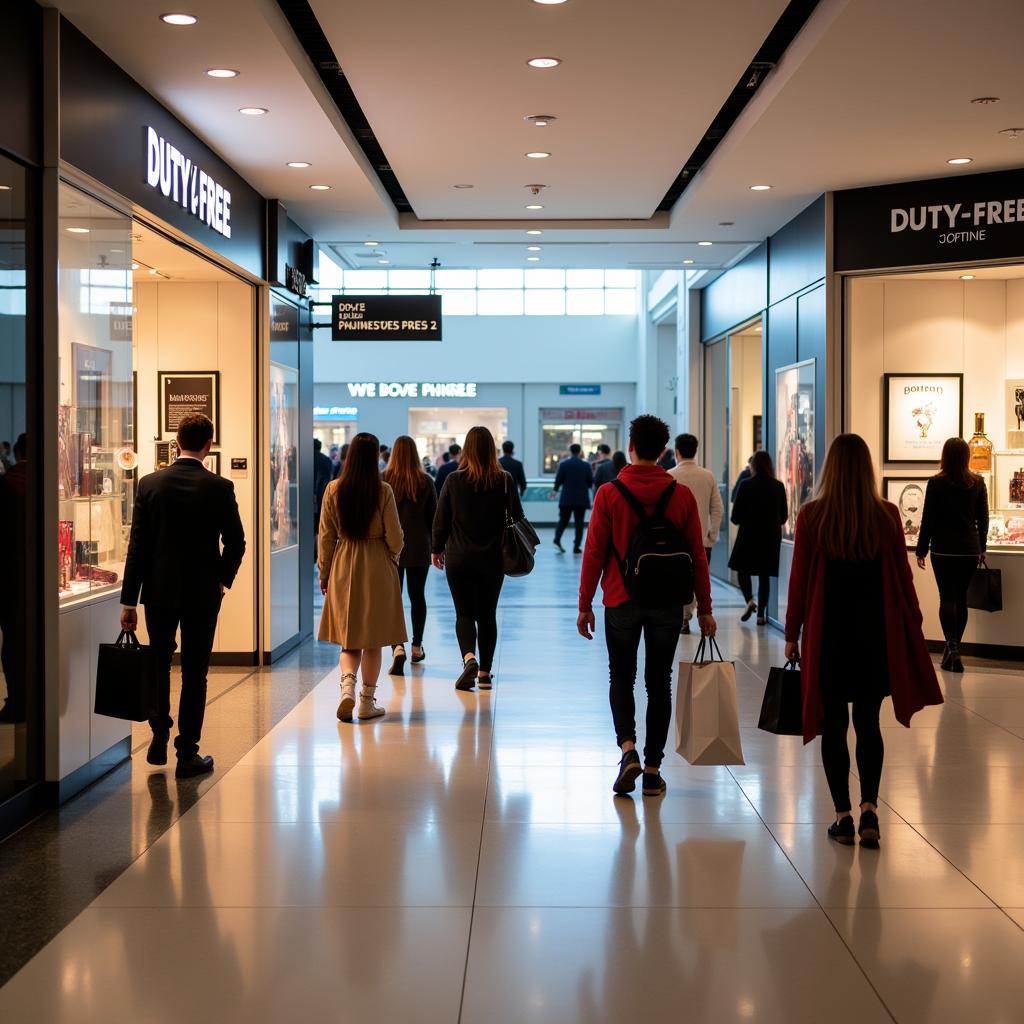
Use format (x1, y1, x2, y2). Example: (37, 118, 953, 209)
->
(551, 443, 594, 553)
(499, 440, 528, 496)
(319, 432, 406, 721)
(432, 426, 523, 692)
(383, 435, 437, 673)
(120, 414, 245, 778)
(729, 450, 787, 625)
(915, 437, 989, 673)
(670, 433, 724, 634)
(591, 444, 616, 490)
(313, 438, 333, 563)
(577, 415, 715, 797)
(434, 442, 461, 494)
(786, 434, 941, 847)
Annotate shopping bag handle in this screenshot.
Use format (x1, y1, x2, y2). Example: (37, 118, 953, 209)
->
(784, 659, 800, 671)
(694, 636, 725, 663)
(114, 630, 140, 648)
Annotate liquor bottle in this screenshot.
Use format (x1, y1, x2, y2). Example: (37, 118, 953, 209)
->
(968, 412, 993, 473)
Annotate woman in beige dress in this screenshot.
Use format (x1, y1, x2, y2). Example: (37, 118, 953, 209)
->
(318, 432, 407, 721)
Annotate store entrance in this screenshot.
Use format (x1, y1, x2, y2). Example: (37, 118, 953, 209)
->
(410, 407, 509, 467)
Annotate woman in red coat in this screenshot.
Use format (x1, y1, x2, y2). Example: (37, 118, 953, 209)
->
(785, 434, 941, 848)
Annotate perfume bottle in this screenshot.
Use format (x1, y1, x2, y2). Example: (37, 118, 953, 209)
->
(968, 412, 993, 473)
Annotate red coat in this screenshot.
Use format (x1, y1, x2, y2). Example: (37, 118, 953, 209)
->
(785, 502, 942, 744)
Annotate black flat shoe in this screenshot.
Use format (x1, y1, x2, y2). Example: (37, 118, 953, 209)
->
(411, 646, 426, 664)
(455, 659, 479, 691)
(858, 809, 881, 848)
(827, 816, 856, 845)
(756, 615, 767, 626)
(388, 648, 407, 676)
(573, 547, 582, 554)
(612, 750, 642, 794)
(478, 673, 493, 691)
(642, 772, 667, 797)
(940, 645, 953, 671)
(681, 619, 691, 635)
(740, 601, 757, 622)
(553, 540, 565, 553)
(175, 754, 214, 779)
(948, 642, 965, 673)
(146, 734, 168, 766)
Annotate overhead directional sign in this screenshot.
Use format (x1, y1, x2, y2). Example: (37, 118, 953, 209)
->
(331, 294, 442, 341)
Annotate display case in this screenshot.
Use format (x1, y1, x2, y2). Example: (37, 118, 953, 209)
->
(57, 183, 135, 604)
(987, 450, 1024, 549)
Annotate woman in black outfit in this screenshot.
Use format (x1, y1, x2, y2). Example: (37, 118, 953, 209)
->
(382, 435, 437, 674)
(728, 450, 788, 625)
(915, 437, 989, 673)
(432, 425, 523, 692)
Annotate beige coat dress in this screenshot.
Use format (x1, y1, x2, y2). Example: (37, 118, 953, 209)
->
(317, 480, 408, 649)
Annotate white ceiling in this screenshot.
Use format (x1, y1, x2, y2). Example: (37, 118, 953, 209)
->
(51, 0, 1024, 272)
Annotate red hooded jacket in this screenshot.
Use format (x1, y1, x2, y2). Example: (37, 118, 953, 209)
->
(579, 463, 713, 615)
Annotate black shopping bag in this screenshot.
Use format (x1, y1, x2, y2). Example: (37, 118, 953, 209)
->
(967, 565, 1002, 613)
(95, 631, 160, 721)
(757, 661, 805, 736)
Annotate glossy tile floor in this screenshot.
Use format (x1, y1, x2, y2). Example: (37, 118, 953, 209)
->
(2, 535, 1024, 1022)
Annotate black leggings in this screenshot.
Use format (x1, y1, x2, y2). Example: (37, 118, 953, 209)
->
(398, 565, 429, 646)
(738, 572, 771, 609)
(446, 566, 504, 672)
(820, 686, 885, 814)
(930, 554, 977, 643)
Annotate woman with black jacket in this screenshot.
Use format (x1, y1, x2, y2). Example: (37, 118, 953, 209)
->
(382, 435, 437, 674)
(432, 425, 523, 692)
(728, 450, 788, 625)
(915, 437, 989, 673)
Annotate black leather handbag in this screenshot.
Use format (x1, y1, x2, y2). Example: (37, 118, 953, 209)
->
(95, 630, 160, 721)
(502, 476, 539, 577)
(757, 660, 805, 736)
(966, 564, 1002, 613)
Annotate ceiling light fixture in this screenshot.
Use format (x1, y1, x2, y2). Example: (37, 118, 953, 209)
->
(453, 183, 474, 189)
(160, 13, 197, 25)
(525, 151, 551, 159)
(527, 256, 541, 261)
(131, 263, 140, 270)
(238, 106, 267, 116)
(750, 184, 772, 191)
(364, 240, 379, 246)
(527, 245, 542, 251)
(527, 229, 543, 236)
(532, 0, 569, 5)
(309, 184, 332, 190)
(527, 57, 561, 69)
(999, 128, 1024, 139)
(961, 274, 976, 280)
(524, 114, 557, 126)
(286, 161, 311, 168)
(378, 259, 390, 265)
(947, 157, 972, 165)
(719, 221, 734, 226)
(698, 240, 713, 246)
(971, 96, 1000, 104)
(682, 259, 695, 264)
(148, 268, 158, 275)
(525, 204, 544, 210)
(66, 227, 90, 234)
(206, 68, 238, 78)
(0, 185, 11, 191)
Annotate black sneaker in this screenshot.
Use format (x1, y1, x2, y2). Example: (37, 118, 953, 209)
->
(858, 809, 881, 848)
(388, 647, 407, 676)
(642, 771, 667, 797)
(455, 658, 479, 691)
(827, 815, 856, 845)
(612, 750, 642, 794)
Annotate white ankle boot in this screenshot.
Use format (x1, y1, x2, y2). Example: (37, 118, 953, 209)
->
(358, 684, 386, 720)
(337, 673, 357, 722)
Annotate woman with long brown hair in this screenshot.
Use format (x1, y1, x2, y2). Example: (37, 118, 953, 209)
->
(432, 425, 524, 691)
(785, 433, 941, 848)
(915, 437, 989, 673)
(318, 432, 406, 721)
(382, 435, 437, 673)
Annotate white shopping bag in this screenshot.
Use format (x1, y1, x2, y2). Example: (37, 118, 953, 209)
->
(675, 636, 745, 766)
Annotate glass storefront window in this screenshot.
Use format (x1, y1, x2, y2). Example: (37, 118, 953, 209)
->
(409, 407, 509, 466)
(540, 409, 622, 474)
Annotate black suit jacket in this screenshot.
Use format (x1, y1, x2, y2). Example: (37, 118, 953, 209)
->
(313, 450, 333, 510)
(553, 456, 594, 509)
(121, 459, 246, 609)
(498, 454, 528, 495)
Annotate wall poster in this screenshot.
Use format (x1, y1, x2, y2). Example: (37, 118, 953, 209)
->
(269, 361, 298, 551)
(884, 477, 929, 548)
(776, 359, 815, 540)
(1005, 379, 1024, 450)
(883, 373, 962, 463)
(158, 371, 220, 442)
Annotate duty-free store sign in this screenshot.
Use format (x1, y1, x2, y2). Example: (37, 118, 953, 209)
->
(834, 167, 1024, 271)
(145, 127, 232, 238)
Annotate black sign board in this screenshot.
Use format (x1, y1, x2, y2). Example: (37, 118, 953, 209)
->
(158, 371, 220, 441)
(270, 300, 299, 341)
(834, 168, 1024, 272)
(331, 294, 442, 341)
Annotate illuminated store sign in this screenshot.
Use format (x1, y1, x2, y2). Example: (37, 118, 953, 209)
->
(145, 126, 232, 238)
(346, 382, 477, 399)
(314, 406, 359, 421)
(332, 295, 442, 341)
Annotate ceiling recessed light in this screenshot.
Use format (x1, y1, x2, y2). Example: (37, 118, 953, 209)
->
(527, 245, 542, 251)
(309, 184, 332, 191)
(364, 240, 379, 246)
(947, 157, 972, 165)
(750, 184, 772, 191)
(131, 263, 140, 270)
(527, 57, 561, 69)
(524, 114, 557, 126)
(532, 0, 569, 4)
(148, 268, 158, 275)
(971, 96, 1000, 105)
(238, 107, 267, 116)
(378, 259, 390, 265)
(961, 274, 976, 280)
(110, 248, 124, 253)
(286, 161, 311, 168)
(525, 152, 551, 159)
(525, 204, 544, 210)
(453, 183, 474, 189)
(698, 240, 713, 246)
(527, 229, 543, 236)
(527, 256, 541, 261)
(160, 13, 197, 25)
(998, 128, 1024, 139)
(206, 68, 238, 78)
(683, 259, 695, 264)
(66, 227, 90, 234)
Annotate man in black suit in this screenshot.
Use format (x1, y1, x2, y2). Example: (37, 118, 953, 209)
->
(120, 413, 246, 778)
(313, 438, 333, 559)
(499, 440, 528, 496)
(434, 442, 461, 494)
(551, 443, 594, 554)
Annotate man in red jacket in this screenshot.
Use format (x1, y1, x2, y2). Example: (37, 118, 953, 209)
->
(577, 415, 715, 797)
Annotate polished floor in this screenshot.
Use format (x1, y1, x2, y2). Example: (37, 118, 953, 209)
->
(2, 536, 1024, 1022)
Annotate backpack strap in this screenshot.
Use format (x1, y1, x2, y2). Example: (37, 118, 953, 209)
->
(652, 480, 677, 519)
(610, 478, 648, 521)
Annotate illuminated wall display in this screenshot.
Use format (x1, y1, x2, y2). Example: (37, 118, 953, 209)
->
(346, 382, 477, 399)
(314, 405, 359, 421)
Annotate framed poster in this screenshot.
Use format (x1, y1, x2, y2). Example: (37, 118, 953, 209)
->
(883, 373, 962, 463)
(776, 359, 815, 539)
(752, 414, 763, 453)
(72, 343, 113, 446)
(203, 451, 221, 476)
(1005, 379, 1024, 450)
(158, 371, 220, 442)
(884, 477, 929, 548)
(269, 361, 298, 551)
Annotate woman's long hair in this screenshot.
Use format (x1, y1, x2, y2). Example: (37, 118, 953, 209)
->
(751, 449, 775, 478)
(938, 436, 978, 489)
(803, 433, 891, 560)
(611, 450, 627, 475)
(459, 425, 503, 490)
(382, 435, 428, 503)
(336, 432, 381, 539)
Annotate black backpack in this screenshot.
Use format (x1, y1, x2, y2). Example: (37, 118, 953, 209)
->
(610, 479, 694, 607)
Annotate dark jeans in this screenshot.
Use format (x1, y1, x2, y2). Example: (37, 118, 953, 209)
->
(738, 572, 770, 610)
(398, 565, 429, 646)
(555, 505, 587, 549)
(145, 600, 221, 760)
(820, 686, 885, 813)
(446, 566, 504, 672)
(605, 602, 685, 767)
(930, 553, 977, 643)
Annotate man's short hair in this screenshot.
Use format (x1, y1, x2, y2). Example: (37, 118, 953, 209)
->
(629, 415, 670, 461)
(502, 440, 514, 455)
(177, 413, 214, 452)
(569, 443, 582, 456)
(597, 443, 611, 456)
(675, 433, 699, 459)
(313, 438, 322, 452)
(449, 443, 462, 456)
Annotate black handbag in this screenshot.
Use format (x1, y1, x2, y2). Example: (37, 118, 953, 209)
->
(757, 660, 805, 736)
(966, 564, 1002, 613)
(502, 476, 539, 577)
(95, 630, 161, 721)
